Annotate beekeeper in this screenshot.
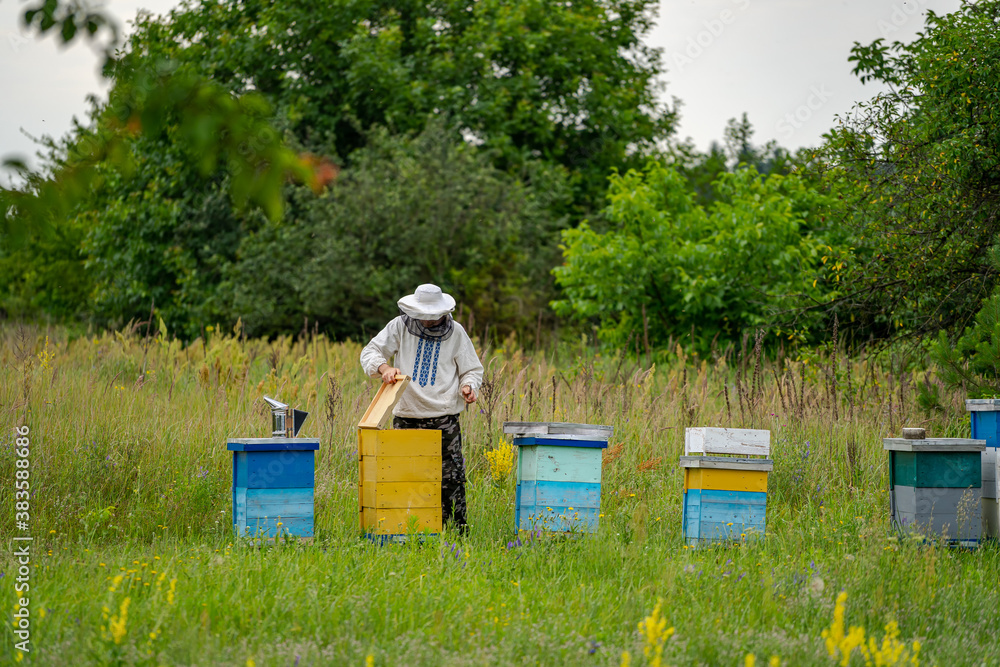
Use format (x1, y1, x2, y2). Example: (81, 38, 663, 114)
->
(360, 284, 483, 533)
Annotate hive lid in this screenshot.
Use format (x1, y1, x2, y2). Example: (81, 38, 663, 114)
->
(358, 375, 411, 429)
(966, 399, 1000, 412)
(502, 421, 613, 439)
(883, 438, 986, 452)
(684, 427, 770, 458)
(227, 438, 320, 451)
(511, 435, 610, 449)
(679, 455, 773, 472)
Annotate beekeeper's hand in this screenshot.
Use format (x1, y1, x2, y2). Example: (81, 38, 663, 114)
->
(377, 364, 402, 384)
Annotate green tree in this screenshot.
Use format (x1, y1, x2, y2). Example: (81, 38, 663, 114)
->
(552, 161, 836, 353)
(225, 122, 566, 340)
(0, 216, 92, 323)
(6, 0, 674, 338)
(80, 137, 249, 339)
(125, 0, 674, 213)
(930, 286, 1000, 399)
(2, 2, 322, 242)
(821, 0, 1000, 339)
(668, 114, 801, 207)
(4, 81, 319, 338)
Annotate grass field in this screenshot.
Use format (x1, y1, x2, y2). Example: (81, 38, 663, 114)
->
(1, 324, 997, 666)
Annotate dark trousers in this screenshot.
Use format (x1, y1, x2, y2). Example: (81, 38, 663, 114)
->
(392, 413, 467, 528)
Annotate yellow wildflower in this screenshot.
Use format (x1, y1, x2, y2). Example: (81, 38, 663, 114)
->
(485, 439, 516, 482)
(637, 599, 674, 667)
(822, 592, 919, 666)
(108, 597, 130, 644)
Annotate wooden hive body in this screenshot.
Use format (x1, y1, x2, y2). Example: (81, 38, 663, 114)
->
(885, 437, 984, 546)
(504, 422, 613, 533)
(228, 438, 319, 539)
(966, 400, 1000, 538)
(680, 428, 772, 547)
(358, 376, 442, 543)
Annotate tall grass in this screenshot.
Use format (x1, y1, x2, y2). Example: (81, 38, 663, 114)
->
(1, 323, 995, 666)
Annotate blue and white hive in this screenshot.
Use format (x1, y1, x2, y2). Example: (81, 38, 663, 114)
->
(504, 422, 613, 533)
(228, 437, 319, 539)
(680, 427, 772, 546)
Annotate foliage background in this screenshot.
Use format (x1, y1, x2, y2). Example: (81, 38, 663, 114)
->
(5, 0, 1000, 364)
(5, 4, 1000, 664)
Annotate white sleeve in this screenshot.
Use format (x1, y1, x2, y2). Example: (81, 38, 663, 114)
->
(360, 318, 402, 378)
(455, 328, 484, 391)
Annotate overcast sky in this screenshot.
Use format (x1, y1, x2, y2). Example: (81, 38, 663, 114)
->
(1, 0, 962, 177)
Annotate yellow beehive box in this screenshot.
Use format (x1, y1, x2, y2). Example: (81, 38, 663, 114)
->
(682, 467, 769, 494)
(358, 376, 442, 542)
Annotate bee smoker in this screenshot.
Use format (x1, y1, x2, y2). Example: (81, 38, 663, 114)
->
(263, 396, 309, 437)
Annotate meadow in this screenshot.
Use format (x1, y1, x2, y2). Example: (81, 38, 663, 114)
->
(1, 323, 997, 666)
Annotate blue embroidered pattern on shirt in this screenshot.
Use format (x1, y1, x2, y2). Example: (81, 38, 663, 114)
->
(430, 341, 440, 386)
(413, 338, 424, 380)
(412, 339, 440, 387)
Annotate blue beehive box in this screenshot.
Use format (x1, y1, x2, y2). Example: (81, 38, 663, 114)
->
(966, 400, 1000, 539)
(503, 422, 613, 533)
(227, 438, 319, 539)
(680, 427, 773, 547)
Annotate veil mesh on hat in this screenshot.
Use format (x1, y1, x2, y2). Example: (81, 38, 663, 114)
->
(400, 311, 455, 342)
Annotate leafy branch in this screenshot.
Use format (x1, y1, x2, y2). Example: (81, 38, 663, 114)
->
(3, 0, 331, 241)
